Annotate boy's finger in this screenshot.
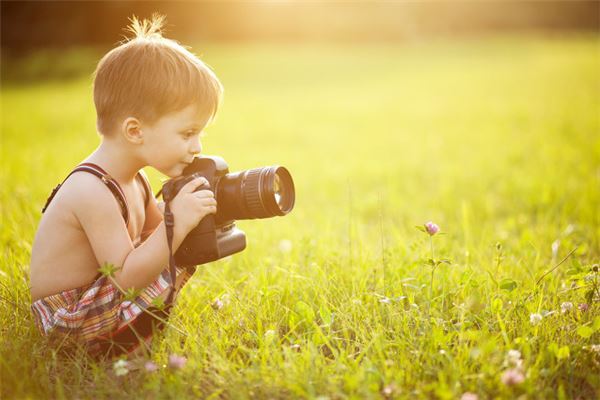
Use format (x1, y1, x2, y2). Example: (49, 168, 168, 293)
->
(180, 176, 209, 193)
(194, 189, 214, 198)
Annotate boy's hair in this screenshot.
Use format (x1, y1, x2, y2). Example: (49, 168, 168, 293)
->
(93, 14, 223, 135)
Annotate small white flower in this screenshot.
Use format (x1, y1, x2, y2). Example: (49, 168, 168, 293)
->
(507, 349, 521, 362)
(506, 349, 523, 368)
(560, 302, 573, 313)
(278, 239, 292, 253)
(530, 313, 543, 326)
(113, 359, 129, 376)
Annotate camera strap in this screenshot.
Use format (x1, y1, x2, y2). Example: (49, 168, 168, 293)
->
(163, 201, 177, 305)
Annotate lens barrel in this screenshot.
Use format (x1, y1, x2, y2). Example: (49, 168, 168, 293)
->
(216, 165, 295, 221)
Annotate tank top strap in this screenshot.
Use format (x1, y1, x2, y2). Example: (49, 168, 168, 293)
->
(42, 162, 130, 226)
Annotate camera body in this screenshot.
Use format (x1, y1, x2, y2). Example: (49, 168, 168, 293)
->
(161, 156, 246, 266)
(160, 155, 295, 267)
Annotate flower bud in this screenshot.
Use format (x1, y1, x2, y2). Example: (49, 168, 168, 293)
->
(424, 221, 440, 236)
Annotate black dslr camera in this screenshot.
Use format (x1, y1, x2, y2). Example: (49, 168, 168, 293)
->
(160, 156, 295, 266)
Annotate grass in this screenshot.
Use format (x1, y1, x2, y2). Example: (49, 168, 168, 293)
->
(1, 34, 599, 399)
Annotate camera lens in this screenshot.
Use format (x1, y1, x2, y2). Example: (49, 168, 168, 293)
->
(215, 165, 295, 221)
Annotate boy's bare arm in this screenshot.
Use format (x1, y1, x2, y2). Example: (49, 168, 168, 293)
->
(69, 173, 215, 290)
(140, 197, 164, 242)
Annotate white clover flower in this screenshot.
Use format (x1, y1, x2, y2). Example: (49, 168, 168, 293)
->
(530, 313, 543, 326)
(506, 349, 523, 368)
(113, 359, 130, 376)
(560, 302, 573, 313)
(507, 350, 522, 363)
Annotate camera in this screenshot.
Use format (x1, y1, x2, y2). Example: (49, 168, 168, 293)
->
(160, 156, 295, 266)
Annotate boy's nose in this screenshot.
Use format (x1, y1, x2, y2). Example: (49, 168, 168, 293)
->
(190, 139, 202, 155)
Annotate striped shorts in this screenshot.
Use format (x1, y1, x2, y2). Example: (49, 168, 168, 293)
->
(31, 266, 191, 357)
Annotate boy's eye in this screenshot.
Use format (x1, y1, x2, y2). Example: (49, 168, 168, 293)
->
(181, 129, 206, 140)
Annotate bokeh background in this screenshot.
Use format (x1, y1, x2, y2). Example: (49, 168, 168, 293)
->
(2, 1, 598, 250)
(1, 2, 600, 398)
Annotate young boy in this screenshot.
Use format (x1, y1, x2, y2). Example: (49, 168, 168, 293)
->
(29, 15, 221, 358)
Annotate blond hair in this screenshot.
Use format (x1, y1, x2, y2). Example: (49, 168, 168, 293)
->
(93, 14, 223, 135)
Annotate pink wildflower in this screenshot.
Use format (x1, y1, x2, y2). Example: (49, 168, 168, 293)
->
(424, 221, 440, 236)
(382, 382, 399, 397)
(501, 369, 525, 386)
(144, 361, 159, 372)
(578, 303, 589, 312)
(461, 393, 479, 400)
(168, 354, 187, 370)
(211, 298, 224, 311)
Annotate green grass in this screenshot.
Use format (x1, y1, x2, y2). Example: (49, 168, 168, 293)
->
(1, 34, 599, 399)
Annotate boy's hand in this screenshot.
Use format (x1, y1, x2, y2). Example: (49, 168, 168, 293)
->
(169, 176, 217, 234)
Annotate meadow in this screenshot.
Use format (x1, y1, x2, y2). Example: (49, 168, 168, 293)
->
(1, 34, 599, 399)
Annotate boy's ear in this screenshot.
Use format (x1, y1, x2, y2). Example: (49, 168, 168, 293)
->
(122, 117, 143, 144)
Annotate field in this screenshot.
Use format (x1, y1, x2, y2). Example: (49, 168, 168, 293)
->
(1, 35, 599, 399)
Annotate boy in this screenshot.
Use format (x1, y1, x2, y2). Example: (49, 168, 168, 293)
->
(29, 15, 221, 358)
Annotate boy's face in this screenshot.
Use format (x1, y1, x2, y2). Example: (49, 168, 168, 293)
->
(141, 104, 210, 178)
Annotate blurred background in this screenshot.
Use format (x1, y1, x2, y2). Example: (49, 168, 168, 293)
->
(2, 1, 599, 80)
(2, 1, 599, 50)
(1, 1, 599, 257)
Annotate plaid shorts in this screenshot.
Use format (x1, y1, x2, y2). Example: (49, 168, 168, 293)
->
(31, 266, 191, 357)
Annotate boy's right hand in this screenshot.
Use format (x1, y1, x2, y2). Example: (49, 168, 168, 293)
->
(169, 176, 217, 234)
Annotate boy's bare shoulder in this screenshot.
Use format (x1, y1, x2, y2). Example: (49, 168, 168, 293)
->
(56, 171, 125, 222)
(54, 171, 133, 264)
